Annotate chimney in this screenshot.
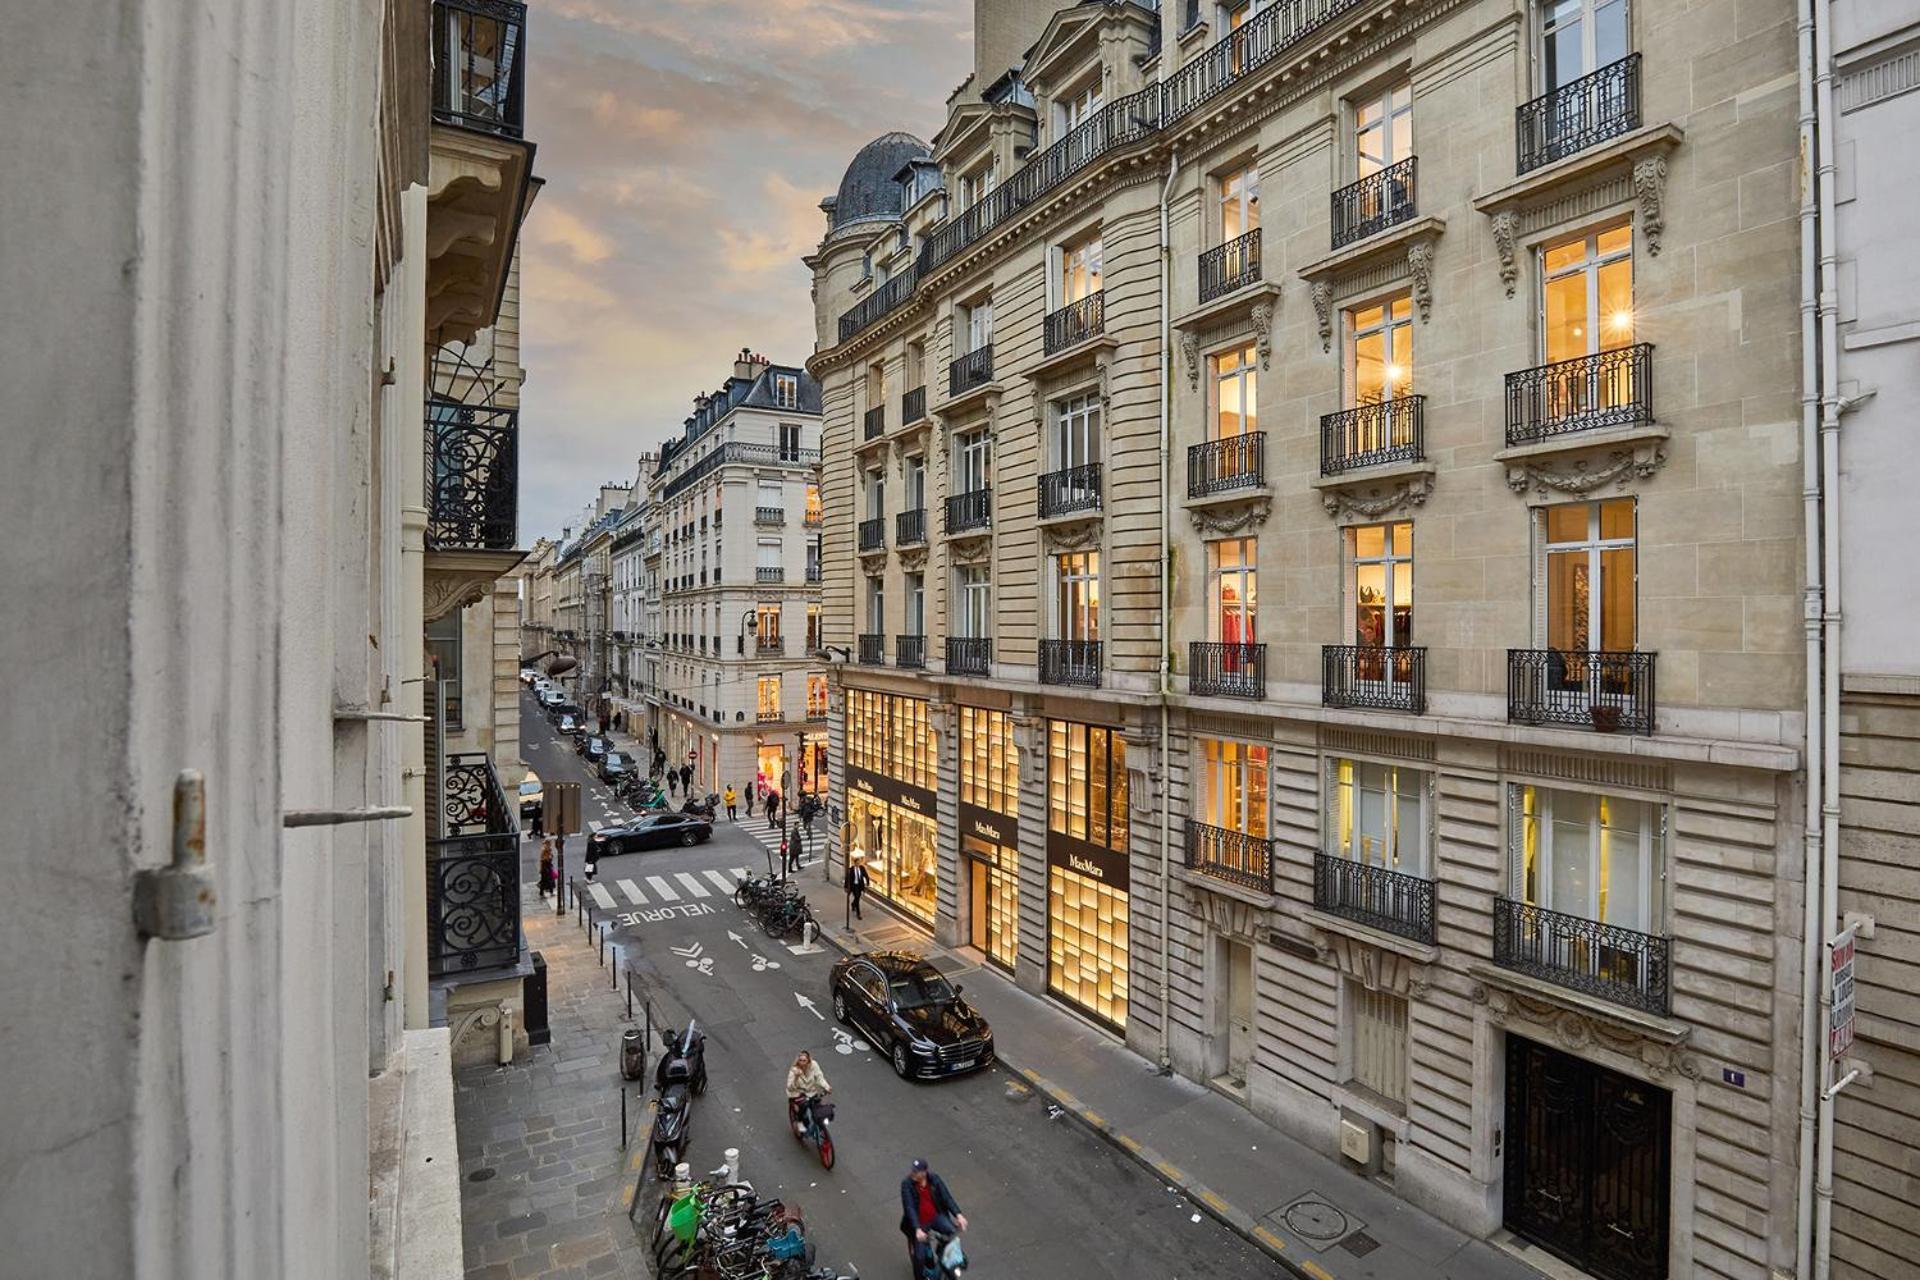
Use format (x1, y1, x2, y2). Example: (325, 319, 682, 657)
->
(734, 347, 756, 380)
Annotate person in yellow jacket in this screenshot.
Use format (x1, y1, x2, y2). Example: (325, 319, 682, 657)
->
(723, 785, 738, 821)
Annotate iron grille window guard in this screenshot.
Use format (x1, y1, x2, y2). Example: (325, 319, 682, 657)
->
(1038, 463, 1103, 519)
(658, 441, 823, 503)
(430, 0, 527, 139)
(756, 566, 785, 584)
(806, 564, 824, 583)
(858, 634, 886, 665)
(945, 488, 992, 534)
(896, 508, 927, 545)
(757, 635, 783, 655)
(428, 753, 520, 976)
(1039, 639, 1101, 687)
(1493, 896, 1670, 1014)
(1314, 853, 1435, 943)
(896, 635, 926, 669)
(902, 385, 928, 425)
(1505, 344, 1654, 445)
(757, 708, 782, 723)
(1330, 157, 1417, 249)
(837, 264, 919, 345)
(1507, 648, 1655, 734)
(1188, 433, 1266, 497)
(1320, 397, 1425, 474)
(949, 344, 995, 396)
(1516, 54, 1642, 175)
(1322, 645, 1427, 713)
(756, 506, 785, 525)
(946, 637, 992, 676)
(1189, 641, 1266, 699)
(1185, 819, 1275, 893)
(1044, 291, 1106, 355)
(1199, 228, 1263, 303)
(426, 401, 518, 551)
(864, 405, 886, 441)
(857, 517, 886, 552)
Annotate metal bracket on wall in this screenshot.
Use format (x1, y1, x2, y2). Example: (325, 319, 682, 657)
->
(133, 771, 218, 940)
(334, 705, 429, 723)
(282, 806, 414, 828)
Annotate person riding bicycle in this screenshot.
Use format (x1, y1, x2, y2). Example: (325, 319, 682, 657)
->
(898, 1158, 965, 1272)
(785, 1050, 831, 1136)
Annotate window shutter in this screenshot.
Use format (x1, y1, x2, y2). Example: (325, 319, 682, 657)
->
(1529, 508, 1548, 647)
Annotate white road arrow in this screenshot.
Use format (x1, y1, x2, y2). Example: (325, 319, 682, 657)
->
(727, 930, 750, 950)
(795, 992, 824, 1021)
(670, 942, 704, 959)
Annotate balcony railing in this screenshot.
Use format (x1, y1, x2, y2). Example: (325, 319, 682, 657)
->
(949, 344, 994, 397)
(1330, 157, 1417, 249)
(431, 0, 527, 139)
(837, 264, 919, 345)
(757, 635, 784, 656)
(757, 707, 783, 724)
(1320, 397, 1425, 474)
(756, 565, 785, 584)
(1185, 819, 1274, 894)
(1038, 463, 1103, 519)
(425, 401, 518, 551)
(1314, 854, 1435, 943)
(1505, 344, 1654, 445)
(1039, 639, 1101, 687)
(755, 506, 785, 526)
(1188, 433, 1266, 497)
(857, 517, 885, 553)
(1516, 54, 1642, 175)
(864, 405, 886, 441)
(946, 637, 991, 676)
(1163, 0, 1368, 122)
(1507, 648, 1655, 734)
(659, 441, 822, 503)
(1323, 645, 1427, 714)
(1199, 229, 1263, 303)
(1493, 896, 1670, 1015)
(1189, 642, 1266, 699)
(1043, 291, 1105, 355)
(429, 753, 520, 976)
(896, 507, 927, 546)
(858, 633, 886, 665)
(806, 563, 823, 583)
(946, 488, 992, 534)
(902, 385, 928, 425)
(896, 635, 926, 670)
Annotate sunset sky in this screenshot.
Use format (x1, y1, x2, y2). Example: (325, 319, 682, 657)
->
(518, 0, 973, 539)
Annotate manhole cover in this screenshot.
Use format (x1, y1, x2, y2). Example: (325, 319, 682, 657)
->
(1283, 1200, 1350, 1243)
(467, 1168, 497, 1183)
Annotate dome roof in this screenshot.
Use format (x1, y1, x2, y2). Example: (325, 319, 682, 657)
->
(830, 131, 930, 230)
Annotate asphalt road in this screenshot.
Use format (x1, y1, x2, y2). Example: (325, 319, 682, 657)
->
(518, 693, 1289, 1279)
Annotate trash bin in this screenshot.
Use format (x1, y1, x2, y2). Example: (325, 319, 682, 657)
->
(621, 1027, 646, 1081)
(525, 951, 551, 1046)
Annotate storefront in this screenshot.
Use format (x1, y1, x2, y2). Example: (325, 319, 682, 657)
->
(959, 705, 1021, 972)
(755, 742, 787, 805)
(843, 689, 940, 928)
(799, 731, 828, 797)
(1045, 720, 1130, 1029)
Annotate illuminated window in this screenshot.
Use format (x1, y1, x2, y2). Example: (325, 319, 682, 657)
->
(756, 603, 781, 644)
(1047, 721, 1128, 852)
(1059, 233, 1104, 307)
(807, 674, 829, 718)
(1539, 498, 1635, 653)
(1350, 521, 1414, 649)
(1326, 758, 1429, 876)
(756, 674, 782, 721)
(1199, 739, 1268, 837)
(805, 482, 822, 525)
(1054, 552, 1100, 643)
(1211, 344, 1258, 441)
(960, 707, 1019, 818)
(1542, 224, 1633, 364)
(773, 373, 799, 409)
(1218, 164, 1260, 241)
(1510, 784, 1660, 932)
(1207, 538, 1257, 645)
(1348, 295, 1414, 406)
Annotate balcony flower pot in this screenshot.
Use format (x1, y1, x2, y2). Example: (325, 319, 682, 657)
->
(1589, 703, 1622, 733)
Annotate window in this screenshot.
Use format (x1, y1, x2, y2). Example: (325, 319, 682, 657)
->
(1538, 0, 1629, 93)
(1198, 738, 1269, 837)
(1219, 164, 1260, 241)
(807, 673, 829, 717)
(757, 675, 782, 721)
(1048, 721, 1129, 852)
(779, 423, 802, 461)
(758, 480, 782, 512)
(1540, 498, 1635, 653)
(860, 249, 874, 281)
(904, 455, 925, 511)
(905, 573, 925, 635)
(1346, 984, 1409, 1105)
(845, 689, 937, 788)
(773, 373, 799, 409)
(806, 538, 821, 580)
(1212, 344, 1258, 440)
(756, 602, 781, 644)
(956, 564, 992, 638)
(1327, 758, 1429, 876)
(964, 297, 994, 353)
(1207, 538, 1258, 644)
(864, 469, 885, 520)
(960, 706, 1019, 817)
(956, 429, 992, 493)
(1511, 784, 1661, 933)
(426, 610, 463, 728)
(805, 482, 822, 524)
(1350, 521, 1413, 650)
(1348, 296, 1414, 405)
(806, 603, 821, 653)
(1058, 71, 1104, 136)
(960, 159, 998, 210)
(1054, 552, 1100, 642)
(757, 537, 781, 572)
(1354, 81, 1413, 178)
(1542, 224, 1633, 364)
(1052, 393, 1101, 472)
(906, 340, 926, 388)
(1060, 233, 1104, 306)
(866, 577, 885, 634)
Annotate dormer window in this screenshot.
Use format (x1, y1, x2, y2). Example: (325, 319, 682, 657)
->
(1058, 71, 1104, 139)
(960, 160, 999, 211)
(774, 373, 799, 409)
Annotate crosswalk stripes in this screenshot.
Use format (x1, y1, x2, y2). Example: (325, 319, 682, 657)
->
(703, 869, 737, 896)
(588, 882, 617, 910)
(617, 878, 647, 905)
(673, 872, 709, 899)
(645, 875, 681, 902)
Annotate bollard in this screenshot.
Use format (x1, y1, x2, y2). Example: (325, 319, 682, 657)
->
(625, 969, 633, 1021)
(620, 1086, 628, 1149)
(610, 944, 619, 990)
(722, 1147, 742, 1188)
(598, 924, 606, 967)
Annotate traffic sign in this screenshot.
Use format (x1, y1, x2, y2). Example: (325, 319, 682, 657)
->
(1828, 926, 1857, 1062)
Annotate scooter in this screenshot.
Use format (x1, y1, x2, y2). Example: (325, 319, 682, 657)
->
(788, 1092, 836, 1169)
(682, 792, 719, 820)
(914, 1226, 967, 1280)
(649, 1022, 709, 1180)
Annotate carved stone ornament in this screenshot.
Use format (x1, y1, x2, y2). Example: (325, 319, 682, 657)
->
(1043, 519, 1105, 552)
(1191, 884, 1269, 940)
(1504, 443, 1667, 496)
(449, 1000, 512, 1057)
(1469, 982, 1701, 1081)
(1179, 330, 1201, 391)
(897, 545, 929, 572)
(1407, 241, 1435, 323)
(1250, 301, 1275, 369)
(1311, 282, 1334, 352)
(424, 571, 494, 623)
(1320, 933, 1429, 998)
(948, 532, 993, 564)
(1320, 471, 1434, 520)
(1188, 494, 1272, 535)
(1634, 154, 1669, 257)
(1490, 211, 1519, 298)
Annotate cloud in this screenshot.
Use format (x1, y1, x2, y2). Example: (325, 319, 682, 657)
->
(528, 203, 615, 266)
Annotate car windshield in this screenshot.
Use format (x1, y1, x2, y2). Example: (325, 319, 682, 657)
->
(888, 967, 956, 1011)
(605, 756, 627, 769)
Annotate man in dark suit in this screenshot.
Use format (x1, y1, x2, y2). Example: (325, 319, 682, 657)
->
(898, 1158, 965, 1273)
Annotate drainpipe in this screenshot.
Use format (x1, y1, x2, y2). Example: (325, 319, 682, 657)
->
(1158, 148, 1181, 1075)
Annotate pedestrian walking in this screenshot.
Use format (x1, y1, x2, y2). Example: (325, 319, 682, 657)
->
(847, 854, 869, 918)
(667, 770, 679, 797)
(724, 785, 738, 821)
(784, 826, 802, 874)
(538, 839, 555, 896)
(680, 762, 693, 794)
(767, 790, 782, 832)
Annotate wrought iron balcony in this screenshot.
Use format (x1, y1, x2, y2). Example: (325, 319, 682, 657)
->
(1516, 54, 1642, 175)
(902, 385, 928, 425)
(1199, 229, 1263, 303)
(755, 506, 785, 526)
(756, 565, 785, 584)
(1505, 344, 1654, 445)
(1314, 853, 1435, 943)
(838, 264, 919, 344)
(1323, 645, 1427, 714)
(1044, 291, 1105, 355)
(1189, 642, 1266, 699)
(858, 633, 886, 665)
(857, 517, 885, 553)
(1188, 433, 1266, 498)
(1507, 648, 1655, 734)
(806, 563, 823, 583)
(949, 343, 994, 397)
(1038, 463, 1102, 519)
(1039, 639, 1101, 687)
(864, 405, 886, 441)
(1330, 157, 1417, 249)
(757, 707, 783, 724)
(431, 0, 527, 139)
(946, 488, 992, 534)
(896, 635, 926, 670)
(1185, 819, 1274, 894)
(425, 401, 517, 551)
(1493, 896, 1670, 1015)
(428, 753, 520, 976)
(1321, 397, 1425, 474)
(757, 635, 784, 656)
(896, 507, 927, 546)
(946, 637, 991, 676)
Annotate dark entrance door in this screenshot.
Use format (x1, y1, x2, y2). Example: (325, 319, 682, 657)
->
(1505, 1035, 1671, 1280)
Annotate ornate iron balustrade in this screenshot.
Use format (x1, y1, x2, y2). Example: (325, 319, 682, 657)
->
(756, 635, 784, 655)
(1044, 291, 1106, 355)
(1188, 432, 1266, 497)
(1163, 0, 1367, 122)
(1516, 54, 1641, 175)
(1185, 819, 1274, 893)
(431, 0, 527, 139)
(1038, 463, 1103, 519)
(658, 441, 821, 503)
(902, 385, 928, 425)
(857, 517, 885, 552)
(1504, 344, 1654, 444)
(755, 506, 785, 526)
(946, 488, 992, 534)
(896, 635, 926, 669)
(1320, 397, 1424, 474)
(1322, 645, 1427, 713)
(837, 264, 919, 344)
(1199, 229, 1263, 302)
(949, 344, 995, 396)
(1039, 639, 1101, 687)
(756, 566, 785, 584)
(425, 401, 518, 551)
(1330, 157, 1417, 249)
(1190, 642, 1266, 699)
(863, 405, 886, 441)
(896, 507, 927, 545)
(947, 637, 991, 676)
(806, 563, 824, 583)
(1507, 648, 1656, 734)
(1493, 896, 1671, 1015)
(1314, 853, 1435, 943)
(858, 633, 886, 665)
(429, 753, 520, 976)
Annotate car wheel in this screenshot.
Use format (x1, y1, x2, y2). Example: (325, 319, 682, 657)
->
(679, 830, 696, 847)
(891, 1041, 912, 1080)
(832, 990, 848, 1023)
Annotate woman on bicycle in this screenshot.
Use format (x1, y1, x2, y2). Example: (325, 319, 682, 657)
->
(785, 1050, 831, 1135)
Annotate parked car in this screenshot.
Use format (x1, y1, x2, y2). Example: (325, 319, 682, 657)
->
(539, 689, 566, 711)
(556, 712, 583, 736)
(587, 813, 713, 856)
(517, 771, 543, 824)
(828, 952, 994, 1081)
(520, 668, 541, 687)
(579, 735, 610, 763)
(547, 700, 580, 724)
(598, 751, 634, 785)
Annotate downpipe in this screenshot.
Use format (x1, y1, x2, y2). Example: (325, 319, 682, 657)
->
(1157, 148, 1181, 1076)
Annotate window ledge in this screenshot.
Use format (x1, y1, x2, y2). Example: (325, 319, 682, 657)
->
(1330, 1081, 1412, 1139)
(1027, 333, 1119, 382)
(933, 379, 1007, 420)
(1494, 421, 1670, 496)
(1296, 216, 1446, 290)
(1186, 481, 1274, 512)
(1309, 457, 1436, 493)
(1467, 960, 1690, 1046)
(1174, 279, 1282, 332)
(1471, 123, 1683, 219)
(1302, 909, 1439, 964)
(1173, 863, 1281, 910)
(1036, 505, 1105, 531)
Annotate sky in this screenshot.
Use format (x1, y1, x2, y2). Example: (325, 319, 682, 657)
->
(518, 0, 973, 541)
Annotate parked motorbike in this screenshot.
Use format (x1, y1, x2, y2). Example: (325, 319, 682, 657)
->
(682, 792, 719, 820)
(650, 1022, 709, 1180)
(787, 1093, 835, 1169)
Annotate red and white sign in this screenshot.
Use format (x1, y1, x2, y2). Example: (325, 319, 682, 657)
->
(1828, 927, 1857, 1061)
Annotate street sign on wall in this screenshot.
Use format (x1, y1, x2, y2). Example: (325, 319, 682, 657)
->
(1828, 926, 1857, 1061)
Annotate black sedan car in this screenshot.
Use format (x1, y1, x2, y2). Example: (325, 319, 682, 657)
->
(598, 751, 634, 784)
(829, 951, 994, 1081)
(587, 812, 712, 856)
(578, 734, 610, 762)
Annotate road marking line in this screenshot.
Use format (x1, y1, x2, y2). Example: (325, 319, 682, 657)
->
(703, 869, 737, 895)
(588, 883, 616, 909)
(674, 872, 710, 899)
(646, 875, 681, 901)
(1301, 1263, 1334, 1280)
(617, 878, 648, 905)
(1253, 1227, 1288, 1252)
(588, 820, 604, 833)
(731, 867, 749, 879)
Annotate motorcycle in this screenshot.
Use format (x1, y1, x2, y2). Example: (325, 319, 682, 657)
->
(682, 791, 719, 820)
(623, 775, 670, 812)
(914, 1226, 967, 1280)
(650, 1022, 709, 1180)
(787, 1092, 835, 1169)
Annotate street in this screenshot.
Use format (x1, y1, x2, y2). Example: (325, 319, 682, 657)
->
(518, 694, 1291, 1279)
